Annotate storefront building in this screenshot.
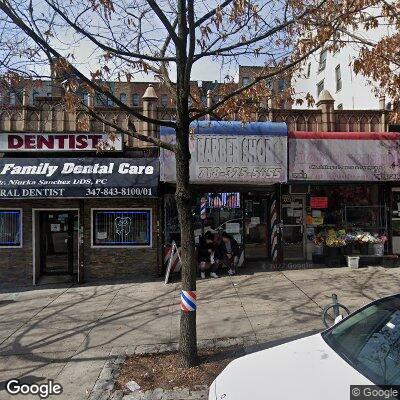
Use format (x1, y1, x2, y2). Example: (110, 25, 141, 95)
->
(0, 132, 160, 285)
(160, 120, 288, 265)
(283, 131, 400, 265)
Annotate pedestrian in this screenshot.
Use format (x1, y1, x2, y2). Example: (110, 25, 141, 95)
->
(220, 231, 240, 275)
(197, 231, 219, 279)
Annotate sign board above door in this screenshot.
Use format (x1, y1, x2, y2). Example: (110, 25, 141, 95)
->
(0, 132, 123, 152)
(160, 121, 288, 185)
(0, 158, 158, 198)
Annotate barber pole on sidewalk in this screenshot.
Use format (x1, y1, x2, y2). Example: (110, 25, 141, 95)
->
(200, 197, 207, 235)
(270, 194, 279, 264)
(164, 241, 182, 284)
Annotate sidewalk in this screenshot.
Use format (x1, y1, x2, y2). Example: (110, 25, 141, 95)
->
(0, 266, 399, 399)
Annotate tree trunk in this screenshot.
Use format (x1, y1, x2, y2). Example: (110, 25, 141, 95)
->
(175, 138, 198, 368)
(175, 0, 197, 368)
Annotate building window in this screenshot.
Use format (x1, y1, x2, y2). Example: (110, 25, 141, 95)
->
(119, 92, 127, 104)
(307, 63, 311, 78)
(335, 65, 342, 92)
(81, 92, 88, 106)
(242, 76, 250, 86)
(200, 95, 206, 105)
(0, 210, 22, 247)
(96, 93, 107, 106)
(337, 103, 343, 110)
(32, 90, 38, 104)
(278, 79, 285, 92)
(318, 49, 327, 72)
(10, 91, 17, 106)
(92, 209, 151, 247)
(132, 93, 140, 106)
(317, 80, 324, 97)
(161, 94, 168, 107)
(106, 96, 114, 107)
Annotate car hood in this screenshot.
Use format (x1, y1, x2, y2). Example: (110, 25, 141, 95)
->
(210, 334, 372, 400)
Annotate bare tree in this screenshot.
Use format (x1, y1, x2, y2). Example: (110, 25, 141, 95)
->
(0, 0, 381, 366)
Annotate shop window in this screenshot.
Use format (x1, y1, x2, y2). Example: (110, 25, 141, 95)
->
(92, 209, 151, 247)
(0, 210, 22, 247)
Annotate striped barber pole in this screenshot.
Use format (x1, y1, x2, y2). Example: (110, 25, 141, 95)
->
(270, 195, 279, 263)
(164, 244, 182, 273)
(180, 290, 197, 312)
(200, 197, 207, 220)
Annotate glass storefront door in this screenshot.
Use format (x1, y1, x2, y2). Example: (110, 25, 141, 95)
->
(282, 195, 306, 260)
(244, 196, 270, 260)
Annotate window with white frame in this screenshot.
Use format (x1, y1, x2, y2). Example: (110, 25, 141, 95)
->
(0, 210, 22, 247)
(317, 80, 324, 97)
(92, 209, 151, 247)
(335, 65, 342, 92)
(318, 49, 327, 72)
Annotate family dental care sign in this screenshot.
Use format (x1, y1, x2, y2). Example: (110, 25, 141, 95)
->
(0, 132, 123, 151)
(0, 158, 158, 198)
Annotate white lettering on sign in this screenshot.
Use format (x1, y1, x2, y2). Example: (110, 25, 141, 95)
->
(0, 132, 123, 152)
(160, 133, 287, 184)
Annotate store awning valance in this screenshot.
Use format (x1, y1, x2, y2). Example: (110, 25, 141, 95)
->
(160, 121, 288, 185)
(289, 131, 400, 181)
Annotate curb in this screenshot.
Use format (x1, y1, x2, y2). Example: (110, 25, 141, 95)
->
(89, 335, 259, 400)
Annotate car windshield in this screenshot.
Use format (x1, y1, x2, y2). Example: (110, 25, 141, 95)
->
(322, 295, 400, 385)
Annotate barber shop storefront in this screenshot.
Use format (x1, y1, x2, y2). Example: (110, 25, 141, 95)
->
(285, 131, 400, 266)
(0, 132, 160, 285)
(160, 121, 288, 265)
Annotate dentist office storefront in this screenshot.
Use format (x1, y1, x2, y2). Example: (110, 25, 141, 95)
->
(0, 134, 160, 285)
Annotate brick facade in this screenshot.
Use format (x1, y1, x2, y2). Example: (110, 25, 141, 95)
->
(0, 198, 160, 285)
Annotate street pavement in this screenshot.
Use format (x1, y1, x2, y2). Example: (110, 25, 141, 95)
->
(0, 266, 399, 399)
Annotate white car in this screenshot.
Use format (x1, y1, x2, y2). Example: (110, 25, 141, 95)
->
(209, 294, 400, 400)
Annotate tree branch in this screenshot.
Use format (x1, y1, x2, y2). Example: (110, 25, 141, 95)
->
(45, 0, 175, 63)
(82, 105, 176, 152)
(0, 1, 177, 129)
(191, 40, 326, 121)
(194, 0, 235, 28)
(146, 0, 179, 44)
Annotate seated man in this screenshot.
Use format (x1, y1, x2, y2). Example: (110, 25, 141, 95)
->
(220, 231, 241, 276)
(197, 231, 219, 279)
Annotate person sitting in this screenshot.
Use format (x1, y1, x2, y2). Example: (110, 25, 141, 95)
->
(220, 231, 240, 276)
(197, 231, 219, 279)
